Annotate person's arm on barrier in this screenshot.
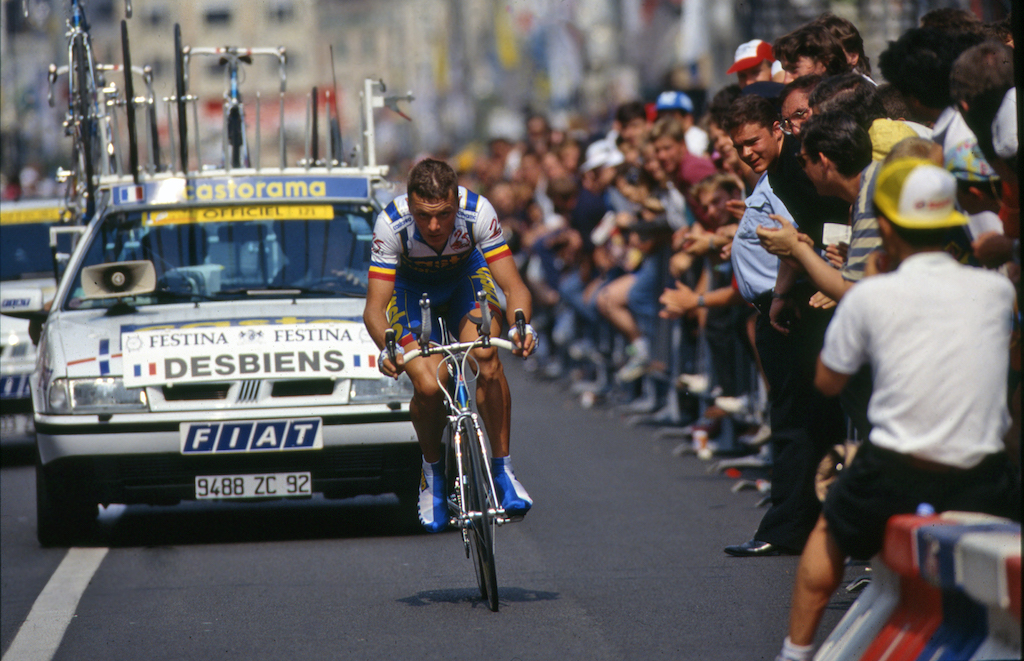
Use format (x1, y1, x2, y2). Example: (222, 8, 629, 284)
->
(660, 283, 745, 318)
(760, 214, 854, 305)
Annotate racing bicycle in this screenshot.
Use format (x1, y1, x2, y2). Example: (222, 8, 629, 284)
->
(181, 43, 287, 169)
(386, 294, 527, 612)
(42, 0, 136, 216)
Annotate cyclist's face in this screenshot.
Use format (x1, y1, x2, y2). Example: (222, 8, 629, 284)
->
(410, 192, 458, 251)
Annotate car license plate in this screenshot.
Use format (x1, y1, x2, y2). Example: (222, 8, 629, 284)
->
(194, 472, 312, 500)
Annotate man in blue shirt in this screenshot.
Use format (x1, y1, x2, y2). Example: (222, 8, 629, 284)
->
(722, 95, 845, 557)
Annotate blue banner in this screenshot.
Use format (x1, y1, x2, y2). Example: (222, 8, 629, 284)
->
(112, 175, 370, 206)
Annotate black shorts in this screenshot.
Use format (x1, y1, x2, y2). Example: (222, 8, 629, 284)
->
(822, 441, 1021, 560)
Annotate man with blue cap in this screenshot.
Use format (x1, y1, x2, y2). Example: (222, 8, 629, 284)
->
(655, 89, 708, 157)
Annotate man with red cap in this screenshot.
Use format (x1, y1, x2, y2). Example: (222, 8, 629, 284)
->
(728, 39, 776, 88)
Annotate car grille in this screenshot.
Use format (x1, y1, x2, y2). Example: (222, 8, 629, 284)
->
(162, 382, 231, 401)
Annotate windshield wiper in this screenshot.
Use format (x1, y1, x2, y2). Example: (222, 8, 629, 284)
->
(216, 286, 364, 298)
(152, 289, 217, 302)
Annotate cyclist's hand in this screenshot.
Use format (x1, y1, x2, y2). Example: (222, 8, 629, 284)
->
(508, 324, 537, 358)
(378, 346, 404, 379)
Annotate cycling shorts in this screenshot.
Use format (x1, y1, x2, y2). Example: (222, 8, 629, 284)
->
(387, 249, 501, 347)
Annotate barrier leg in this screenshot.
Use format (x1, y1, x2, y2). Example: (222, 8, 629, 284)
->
(814, 560, 901, 661)
(913, 590, 987, 661)
(857, 575, 943, 661)
(969, 606, 1020, 660)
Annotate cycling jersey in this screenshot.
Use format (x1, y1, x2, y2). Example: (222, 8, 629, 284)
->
(369, 187, 512, 286)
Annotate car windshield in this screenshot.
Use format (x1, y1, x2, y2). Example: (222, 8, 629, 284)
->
(63, 202, 375, 310)
(0, 221, 55, 281)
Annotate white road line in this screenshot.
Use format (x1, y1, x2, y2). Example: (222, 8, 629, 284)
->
(2, 547, 108, 661)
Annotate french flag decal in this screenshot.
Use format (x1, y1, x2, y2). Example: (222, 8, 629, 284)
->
(118, 185, 144, 203)
(352, 355, 376, 368)
(133, 363, 157, 377)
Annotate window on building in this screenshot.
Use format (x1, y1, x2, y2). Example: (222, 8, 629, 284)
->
(145, 6, 168, 28)
(204, 7, 232, 26)
(268, 1, 294, 23)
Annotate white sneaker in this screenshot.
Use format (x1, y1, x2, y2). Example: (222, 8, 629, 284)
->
(675, 373, 709, 394)
(616, 339, 650, 383)
(714, 394, 751, 415)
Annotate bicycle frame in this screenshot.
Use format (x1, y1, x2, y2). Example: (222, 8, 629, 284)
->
(182, 46, 287, 170)
(48, 63, 159, 174)
(429, 322, 509, 532)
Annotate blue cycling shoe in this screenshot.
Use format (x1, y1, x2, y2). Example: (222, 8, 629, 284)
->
(491, 456, 532, 516)
(418, 459, 448, 533)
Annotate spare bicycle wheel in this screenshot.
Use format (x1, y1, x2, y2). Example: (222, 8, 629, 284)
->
(71, 36, 95, 219)
(227, 106, 244, 168)
(463, 417, 498, 611)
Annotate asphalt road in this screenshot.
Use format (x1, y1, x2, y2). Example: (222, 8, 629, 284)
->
(1, 360, 859, 661)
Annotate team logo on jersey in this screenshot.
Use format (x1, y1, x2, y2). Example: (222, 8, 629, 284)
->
(450, 228, 471, 251)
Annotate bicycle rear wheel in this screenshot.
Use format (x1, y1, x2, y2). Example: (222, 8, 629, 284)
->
(462, 417, 498, 611)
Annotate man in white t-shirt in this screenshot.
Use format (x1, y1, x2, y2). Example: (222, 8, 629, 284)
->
(773, 158, 1020, 661)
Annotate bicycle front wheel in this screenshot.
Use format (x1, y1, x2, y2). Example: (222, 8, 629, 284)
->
(462, 417, 498, 611)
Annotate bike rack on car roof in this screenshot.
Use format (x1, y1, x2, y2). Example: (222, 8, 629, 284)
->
(57, 15, 416, 210)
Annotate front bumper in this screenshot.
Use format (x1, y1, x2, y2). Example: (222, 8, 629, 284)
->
(36, 407, 419, 506)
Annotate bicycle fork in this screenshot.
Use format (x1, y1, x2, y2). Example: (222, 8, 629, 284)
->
(448, 410, 509, 534)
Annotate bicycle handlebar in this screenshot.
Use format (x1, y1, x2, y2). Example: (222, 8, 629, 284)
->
(186, 46, 286, 58)
(183, 46, 287, 93)
(402, 337, 516, 363)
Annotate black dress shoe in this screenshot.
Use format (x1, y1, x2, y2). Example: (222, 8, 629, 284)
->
(724, 539, 793, 557)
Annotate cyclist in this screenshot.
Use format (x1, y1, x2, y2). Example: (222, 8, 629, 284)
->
(364, 158, 537, 532)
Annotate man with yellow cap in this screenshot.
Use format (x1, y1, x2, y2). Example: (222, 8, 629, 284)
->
(772, 158, 1020, 661)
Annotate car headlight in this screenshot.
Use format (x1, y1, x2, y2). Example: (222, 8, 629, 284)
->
(348, 374, 414, 404)
(46, 377, 149, 413)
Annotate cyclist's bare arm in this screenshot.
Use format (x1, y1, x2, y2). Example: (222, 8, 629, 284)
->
(488, 255, 535, 356)
(364, 277, 401, 376)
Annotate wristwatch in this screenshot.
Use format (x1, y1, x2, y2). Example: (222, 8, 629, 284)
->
(697, 295, 706, 308)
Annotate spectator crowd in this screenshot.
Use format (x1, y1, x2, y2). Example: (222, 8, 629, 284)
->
(397, 8, 1019, 658)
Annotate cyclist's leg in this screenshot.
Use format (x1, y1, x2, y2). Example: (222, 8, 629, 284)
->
(450, 260, 509, 458)
(387, 285, 447, 463)
(453, 262, 532, 514)
(390, 286, 451, 531)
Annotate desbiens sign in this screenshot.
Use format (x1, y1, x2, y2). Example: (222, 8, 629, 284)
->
(121, 322, 380, 387)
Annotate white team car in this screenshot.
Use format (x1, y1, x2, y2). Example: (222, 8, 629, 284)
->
(20, 173, 417, 545)
(0, 201, 61, 443)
